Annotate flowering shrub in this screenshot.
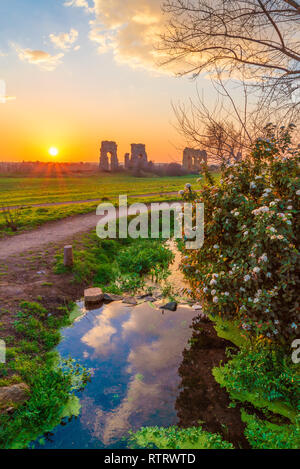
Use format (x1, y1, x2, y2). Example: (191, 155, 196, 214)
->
(179, 124, 299, 343)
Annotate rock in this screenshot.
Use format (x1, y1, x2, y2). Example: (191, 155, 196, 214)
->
(160, 301, 177, 312)
(122, 297, 138, 306)
(103, 293, 123, 302)
(137, 293, 151, 299)
(84, 287, 104, 303)
(0, 383, 30, 408)
(192, 304, 203, 310)
(4, 406, 15, 415)
(141, 296, 156, 302)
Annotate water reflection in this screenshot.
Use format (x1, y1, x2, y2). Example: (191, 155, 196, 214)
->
(39, 301, 195, 449)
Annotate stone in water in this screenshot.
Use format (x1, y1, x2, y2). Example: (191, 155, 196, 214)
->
(160, 301, 177, 312)
(84, 287, 104, 303)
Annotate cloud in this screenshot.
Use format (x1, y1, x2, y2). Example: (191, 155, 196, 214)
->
(49, 28, 79, 50)
(89, 0, 166, 71)
(64, 0, 94, 14)
(14, 46, 64, 71)
(66, 0, 176, 72)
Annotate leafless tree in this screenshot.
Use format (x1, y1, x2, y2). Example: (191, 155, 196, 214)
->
(161, 0, 300, 106)
(172, 72, 300, 163)
(172, 83, 252, 163)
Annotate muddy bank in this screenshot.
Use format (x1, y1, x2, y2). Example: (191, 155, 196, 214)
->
(176, 316, 250, 449)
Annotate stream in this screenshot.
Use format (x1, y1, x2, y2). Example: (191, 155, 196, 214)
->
(36, 300, 196, 449)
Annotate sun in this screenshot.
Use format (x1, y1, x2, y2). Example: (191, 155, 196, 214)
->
(49, 147, 59, 157)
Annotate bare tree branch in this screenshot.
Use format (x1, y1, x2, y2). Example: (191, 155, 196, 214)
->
(161, 0, 300, 104)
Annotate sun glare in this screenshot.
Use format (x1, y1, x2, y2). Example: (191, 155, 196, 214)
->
(49, 147, 59, 157)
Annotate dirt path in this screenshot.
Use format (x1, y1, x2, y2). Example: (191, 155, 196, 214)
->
(0, 212, 101, 259)
(0, 203, 180, 259)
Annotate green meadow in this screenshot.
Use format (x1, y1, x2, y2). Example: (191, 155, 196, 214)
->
(0, 194, 180, 237)
(0, 173, 204, 206)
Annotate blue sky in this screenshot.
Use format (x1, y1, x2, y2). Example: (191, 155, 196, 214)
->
(0, 0, 213, 162)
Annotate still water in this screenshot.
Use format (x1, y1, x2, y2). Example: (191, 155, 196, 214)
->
(38, 300, 195, 449)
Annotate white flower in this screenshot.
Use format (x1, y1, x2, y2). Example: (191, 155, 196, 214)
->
(213, 296, 219, 303)
(243, 231, 249, 236)
(224, 292, 230, 296)
(203, 287, 208, 293)
(252, 206, 269, 215)
(244, 275, 251, 282)
(296, 190, 300, 196)
(253, 267, 261, 274)
(213, 244, 219, 249)
(286, 220, 292, 225)
(210, 279, 217, 286)
(178, 190, 184, 196)
(234, 212, 239, 216)
(185, 183, 191, 189)
(240, 287, 246, 292)
(287, 205, 293, 210)
(254, 298, 259, 303)
(211, 289, 217, 295)
(250, 182, 256, 189)
(259, 253, 268, 263)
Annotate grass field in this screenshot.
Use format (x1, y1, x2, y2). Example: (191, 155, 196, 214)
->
(0, 173, 203, 206)
(0, 194, 179, 237)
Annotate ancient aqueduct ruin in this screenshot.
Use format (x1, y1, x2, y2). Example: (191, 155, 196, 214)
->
(99, 140, 211, 172)
(99, 141, 149, 171)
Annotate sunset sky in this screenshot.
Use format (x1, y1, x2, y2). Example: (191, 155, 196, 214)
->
(0, 0, 213, 164)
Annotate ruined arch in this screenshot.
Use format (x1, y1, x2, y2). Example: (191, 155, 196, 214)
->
(99, 141, 119, 171)
(124, 144, 148, 169)
(182, 148, 207, 171)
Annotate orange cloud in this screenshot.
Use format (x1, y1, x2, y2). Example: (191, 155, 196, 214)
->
(65, 0, 178, 73)
(14, 46, 64, 71)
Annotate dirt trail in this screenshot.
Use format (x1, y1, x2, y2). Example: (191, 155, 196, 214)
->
(0, 212, 104, 259)
(0, 203, 178, 259)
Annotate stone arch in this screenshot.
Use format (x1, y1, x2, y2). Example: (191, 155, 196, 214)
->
(183, 148, 207, 171)
(99, 141, 119, 171)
